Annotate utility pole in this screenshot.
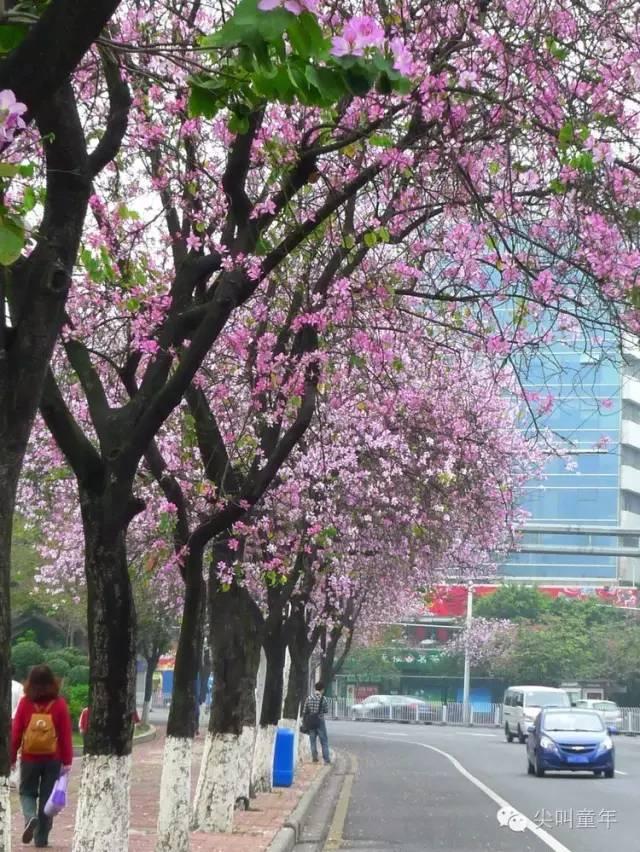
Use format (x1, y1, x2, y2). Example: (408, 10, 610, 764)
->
(462, 582, 473, 726)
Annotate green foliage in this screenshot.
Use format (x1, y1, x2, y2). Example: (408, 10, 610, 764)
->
(486, 596, 635, 685)
(189, 0, 411, 126)
(474, 584, 550, 622)
(67, 665, 90, 686)
(11, 641, 45, 680)
(62, 684, 89, 728)
(57, 648, 89, 668)
(14, 629, 38, 645)
(0, 211, 25, 265)
(46, 657, 71, 679)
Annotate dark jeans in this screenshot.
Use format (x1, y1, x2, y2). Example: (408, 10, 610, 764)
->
(20, 759, 61, 846)
(309, 719, 330, 763)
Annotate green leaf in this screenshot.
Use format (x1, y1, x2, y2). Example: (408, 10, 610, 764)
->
(549, 177, 566, 194)
(286, 12, 326, 59)
(0, 23, 28, 54)
(569, 151, 595, 172)
(363, 231, 377, 247)
(21, 186, 36, 213)
(342, 234, 355, 250)
(558, 120, 575, 147)
(369, 133, 394, 148)
(376, 226, 390, 242)
(626, 208, 640, 225)
(228, 112, 251, 134)
(0, 163, 20, 178)
(188, 84, 221, 119)
(304, 65, 346, 102)
(343, 64, 376, 96)
(0, 215, 24, 265)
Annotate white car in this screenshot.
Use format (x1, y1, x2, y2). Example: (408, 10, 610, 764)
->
(574, 699, 623, 733)
(350, 694, 431, 722)
(503, 685, 571, 743)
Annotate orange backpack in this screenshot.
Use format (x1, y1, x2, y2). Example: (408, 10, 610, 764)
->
(23, 702, 57, 756)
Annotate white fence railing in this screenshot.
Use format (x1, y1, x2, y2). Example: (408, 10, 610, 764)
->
(327, 698, 640, 733)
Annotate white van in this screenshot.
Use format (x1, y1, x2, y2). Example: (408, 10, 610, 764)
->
(503, 685, 571, 743)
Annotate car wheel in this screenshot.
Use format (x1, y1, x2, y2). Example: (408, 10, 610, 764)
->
(604, 767, 614, 779)
(527, 760, 534, 775)
(505, 723, 514, 743)
(535, 755, 545, 777)
(517, 725, 527, 744)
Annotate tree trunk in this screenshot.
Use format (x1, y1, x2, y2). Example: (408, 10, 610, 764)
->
(142, 652, 160, 726)
(72, 495, 136, 852)
(0, 476, 16, 850)
(283, 652, 310, 721)
(156, 549, 205, 852)
(252, 624, 287, 793)
(192, 572, 262, 832)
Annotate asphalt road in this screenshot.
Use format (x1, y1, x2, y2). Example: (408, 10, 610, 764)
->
(320, 720, 640, 852)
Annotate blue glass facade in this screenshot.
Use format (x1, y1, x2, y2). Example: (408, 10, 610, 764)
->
(500, 347, 621, 581)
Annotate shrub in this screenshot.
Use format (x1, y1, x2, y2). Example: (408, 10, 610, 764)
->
(46, 657, 71, 679)
(58, 648, 89, 667)
(62, 684, 89, 728)
(11, 641, 44, 680)
(67, 665, 90, 686)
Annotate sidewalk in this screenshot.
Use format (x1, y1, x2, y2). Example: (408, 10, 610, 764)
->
(11, 730, 323, 850)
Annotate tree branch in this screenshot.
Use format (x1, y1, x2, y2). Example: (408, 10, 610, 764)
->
(0, 0, 122, 116)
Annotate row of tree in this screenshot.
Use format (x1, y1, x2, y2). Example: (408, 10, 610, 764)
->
(2, 0, 640, 850)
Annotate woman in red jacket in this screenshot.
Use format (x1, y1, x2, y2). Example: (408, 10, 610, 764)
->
(11, 665, 73, 848)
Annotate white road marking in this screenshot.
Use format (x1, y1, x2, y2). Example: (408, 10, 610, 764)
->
(615, 769, 628, 775)
(356, 733, 574, 852)
(381, 732, 409, 737)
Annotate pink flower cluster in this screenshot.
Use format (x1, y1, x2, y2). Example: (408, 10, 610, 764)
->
(331, 16, 385, 57)
(0, 89, 27, 146)
(258, 0, 318, 14)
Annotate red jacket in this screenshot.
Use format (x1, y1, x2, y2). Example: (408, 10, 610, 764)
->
(11, 696, 73, 766)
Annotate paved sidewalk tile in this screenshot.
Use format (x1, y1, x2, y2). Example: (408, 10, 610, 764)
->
(11, 732, 321, 851)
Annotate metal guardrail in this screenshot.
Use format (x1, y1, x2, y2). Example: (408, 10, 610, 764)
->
(327, 698, 640, 734)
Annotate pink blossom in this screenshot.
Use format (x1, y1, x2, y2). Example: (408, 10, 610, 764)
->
(331, 16, 385, 57)
(258, 0, 317, 14)
(0, 89, 26, 145)
(390, 38, 414, 76)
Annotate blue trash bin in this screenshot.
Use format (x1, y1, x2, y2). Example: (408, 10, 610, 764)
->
(272, 727, 295, 787)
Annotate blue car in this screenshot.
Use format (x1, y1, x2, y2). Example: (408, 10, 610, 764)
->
(526, 708, 615, 778)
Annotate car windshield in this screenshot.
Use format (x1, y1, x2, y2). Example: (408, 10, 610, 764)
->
(543, 712, 605, 732)
(525, 691, 569, 707)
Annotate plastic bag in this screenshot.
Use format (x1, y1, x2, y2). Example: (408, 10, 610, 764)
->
(44, 773, 68, 817)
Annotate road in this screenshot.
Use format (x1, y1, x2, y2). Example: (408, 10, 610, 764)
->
(307, 720, 640, 852)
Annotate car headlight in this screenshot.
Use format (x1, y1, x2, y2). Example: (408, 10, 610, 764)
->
(539, 735, 558, 751)
(597, 736, 613, 753)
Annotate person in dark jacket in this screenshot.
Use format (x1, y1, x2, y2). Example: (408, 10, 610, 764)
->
(11, 665, 73, 848)
(302, 681, 331, 764)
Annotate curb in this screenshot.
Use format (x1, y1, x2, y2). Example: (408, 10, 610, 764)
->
(72, 724, 157, 756)
(267, 756, 336, 852)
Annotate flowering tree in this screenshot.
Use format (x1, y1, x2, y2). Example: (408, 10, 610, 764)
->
(443, 616, 516, 666)
(5, 0, 640, 847)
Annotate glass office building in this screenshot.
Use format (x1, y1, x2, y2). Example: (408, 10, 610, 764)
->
(500, 344, 627, 583)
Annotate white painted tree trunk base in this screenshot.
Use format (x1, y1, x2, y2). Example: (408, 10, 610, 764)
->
(155, 736, 192, 852)
(72, 755, 131, 852)
(235, 726, 254, 803)
(141, 700, 151, 726)
(0, 777, 11, 852)
(298, 729, 313, 763)
(251, 724, 276, 793)
(192, 732, 240, 833)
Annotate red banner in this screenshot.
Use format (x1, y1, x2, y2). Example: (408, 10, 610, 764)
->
(424, 585, 639, 617)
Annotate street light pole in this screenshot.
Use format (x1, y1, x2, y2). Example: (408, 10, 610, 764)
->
(462, 582, 473, 726)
